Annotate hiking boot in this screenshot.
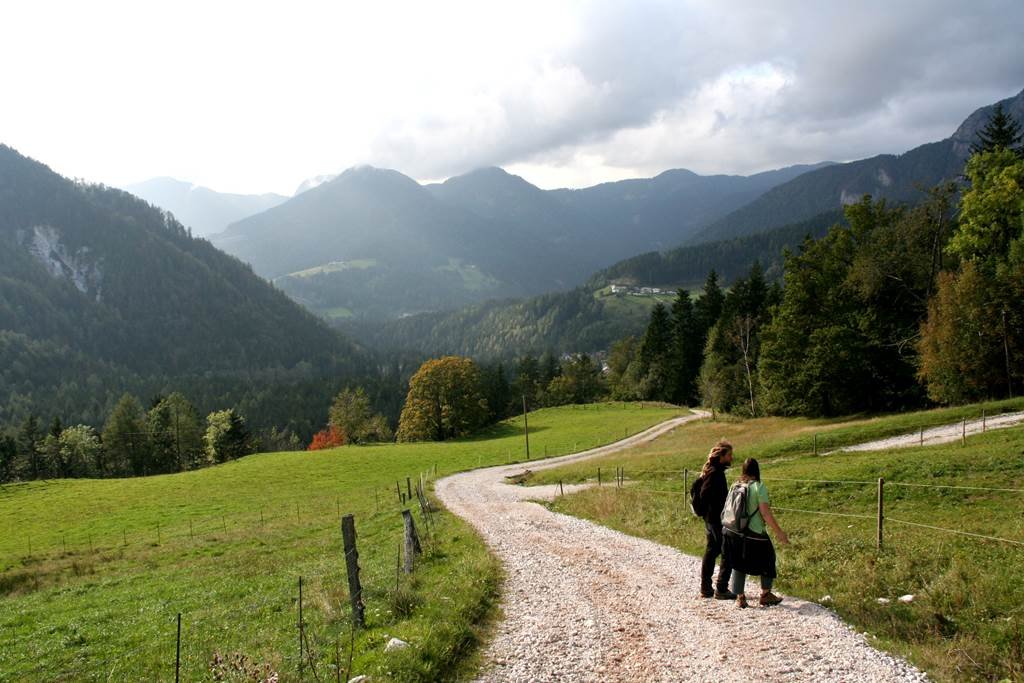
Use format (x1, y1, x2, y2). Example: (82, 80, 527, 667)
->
(736, 594, 748, 609)
(714, 589, 737, 600)
(699, 588, 714, 598)
(759, 592, 783, 607)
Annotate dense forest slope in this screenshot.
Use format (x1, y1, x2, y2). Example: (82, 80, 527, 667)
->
(0, 145, 367, 431)
(340, 209, 844, 358)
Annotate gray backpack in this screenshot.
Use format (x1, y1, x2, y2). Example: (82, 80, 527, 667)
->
(721, 481, 756, 533)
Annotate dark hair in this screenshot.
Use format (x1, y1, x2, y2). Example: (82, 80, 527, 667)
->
(701, 440, 733, 477)
(740, 457, 760, 482)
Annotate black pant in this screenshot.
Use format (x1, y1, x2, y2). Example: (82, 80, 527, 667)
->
(701, 520, 732, 593)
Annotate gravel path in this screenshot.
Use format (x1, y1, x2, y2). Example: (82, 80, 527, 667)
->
(826, 410, 1024, 453)
(436, 412, 927, 682)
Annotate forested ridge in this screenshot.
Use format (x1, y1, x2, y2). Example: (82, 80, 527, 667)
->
(0, 145, 383, 437)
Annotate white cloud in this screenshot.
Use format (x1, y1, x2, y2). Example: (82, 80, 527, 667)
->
(0, 0, 1020, 193)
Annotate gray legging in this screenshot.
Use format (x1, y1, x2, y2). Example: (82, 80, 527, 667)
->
(730, 569, 773, 595)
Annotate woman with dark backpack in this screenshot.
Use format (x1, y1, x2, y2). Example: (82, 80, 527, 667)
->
(721, 457, 789, 608)
(695, 440, 735, 599)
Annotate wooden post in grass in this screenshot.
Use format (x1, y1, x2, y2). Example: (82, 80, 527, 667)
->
(983, 409, 987, 432)
(962, 417, 966, 446)
(598, 467, 601, 487)
(175, 612, 181, 683)
(341, 515, 365, 628)
(406, 477, 412, 501)
(559, 480, 564, 496)
(920, 427, 924, 446)
(402, 509, 422, 573)
(523, 395, 531, 460)
(395, 481, 402, 504)
(877, 478, 885, 551)
(395, 542, 401, 590)
(813, 434, 818, 456)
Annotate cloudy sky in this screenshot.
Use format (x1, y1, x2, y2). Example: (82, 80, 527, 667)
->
(2, 0, 1022, 195)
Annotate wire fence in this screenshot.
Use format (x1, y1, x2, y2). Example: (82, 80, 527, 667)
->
(553, 464, 1024, 551)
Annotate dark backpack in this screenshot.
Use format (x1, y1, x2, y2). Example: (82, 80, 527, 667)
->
(721, 481, 756, 533)
(689, 474, 707, 517)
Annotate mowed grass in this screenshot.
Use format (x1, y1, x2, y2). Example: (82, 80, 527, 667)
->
(534, 398, 1024, 682)
(0, 402, 683, 682)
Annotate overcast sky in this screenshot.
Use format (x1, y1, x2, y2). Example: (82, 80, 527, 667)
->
(2, 0, 1022, 195)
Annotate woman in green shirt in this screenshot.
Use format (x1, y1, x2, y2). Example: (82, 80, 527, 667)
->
(722, 457, 790, 608)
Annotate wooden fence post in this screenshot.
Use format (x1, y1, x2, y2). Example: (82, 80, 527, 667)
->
(523, 395, 530, 460)
(406, 477, 412, 501)
(877, 478, 885, 551)
(402, 509, 422, 573)
(175, 612, 181, 683)
(559, 480, 564, 496)
(962, 417, 966, 446)
(598, 467, 601, 487)
(920, 427, 924, 446)
(982, 409, 987, 432)
(341, 514, 365, 628)
(813, 434, 818, 456)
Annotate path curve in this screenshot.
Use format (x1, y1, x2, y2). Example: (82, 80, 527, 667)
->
(826, 410, 1024, 454)
(436, 411, 927, 682)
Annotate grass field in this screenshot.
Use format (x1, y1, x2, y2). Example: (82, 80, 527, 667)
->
(532, 398, 1024, 682)
(0, 402, 683, 681)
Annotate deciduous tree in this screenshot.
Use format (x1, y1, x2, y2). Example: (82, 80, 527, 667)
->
(396, 356, 488, 442)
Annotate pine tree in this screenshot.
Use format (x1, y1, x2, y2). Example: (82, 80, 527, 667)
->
(103, 394, 148, 476)
(695, 270, 725, 336)
(971, 103, 1023, 156)
(639, 303, 673, 400)
(17, 415, 42, 479)
(669, 289, 701, 405)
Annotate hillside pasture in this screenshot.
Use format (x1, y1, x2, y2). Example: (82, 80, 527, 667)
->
(0, 403, 682, 681)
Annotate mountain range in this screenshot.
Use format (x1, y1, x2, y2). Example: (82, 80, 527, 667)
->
(345, 88, 1024, 358)
(208, 161, 830, 320)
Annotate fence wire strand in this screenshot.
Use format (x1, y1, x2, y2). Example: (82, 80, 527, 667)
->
(886, 518, 1024, 546)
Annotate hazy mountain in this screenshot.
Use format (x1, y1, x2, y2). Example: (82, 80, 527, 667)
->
(212, 166, 591, 320)
(294, 173, 338, 196)
(0, 145, 365, 429)
(547, 162, 833, 262)
(215, 162, 826, 320)
(692, 88, 1024, 244)
(125, 177, 287, 236)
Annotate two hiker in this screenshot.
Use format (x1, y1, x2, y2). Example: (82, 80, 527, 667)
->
(693, 440, 789, 608)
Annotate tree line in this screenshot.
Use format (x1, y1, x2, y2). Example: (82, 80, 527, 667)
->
(619, 105, 1024, 416)
(0, 393, 260, 483)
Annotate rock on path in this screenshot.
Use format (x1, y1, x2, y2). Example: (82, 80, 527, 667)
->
(436, 412, 928, 682)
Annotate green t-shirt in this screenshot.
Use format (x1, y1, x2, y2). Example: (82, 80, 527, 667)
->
(745, 480, 771, 534)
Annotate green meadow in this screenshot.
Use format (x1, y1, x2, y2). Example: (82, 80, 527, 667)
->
(533, 398, 1024, 683)
(0, 403, 682, 682)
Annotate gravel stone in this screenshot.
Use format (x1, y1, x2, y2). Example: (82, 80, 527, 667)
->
(436, 411, 930, 682)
